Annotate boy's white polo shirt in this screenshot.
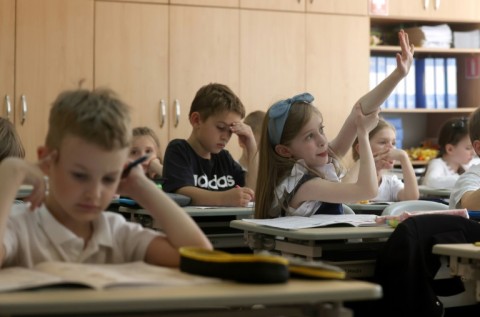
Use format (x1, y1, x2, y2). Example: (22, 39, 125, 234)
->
(3, 204, 161, 268)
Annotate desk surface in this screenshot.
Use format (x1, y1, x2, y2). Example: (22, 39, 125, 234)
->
(230, 220, 393, 240)
(184, 206, 253, 217)
(0, 279, 381, 315)
(433, 243, 480, 259)
(418, 185, 451, 198)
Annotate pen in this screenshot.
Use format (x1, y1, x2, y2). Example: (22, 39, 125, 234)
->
(122, 155, 149, 178)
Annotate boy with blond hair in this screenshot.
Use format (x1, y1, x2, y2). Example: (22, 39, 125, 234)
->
(0, 88, 211, 268)
(450, 107, 480, 209)
(163, 83, 257, 207)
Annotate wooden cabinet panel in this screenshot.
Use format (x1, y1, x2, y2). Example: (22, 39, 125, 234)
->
(105, 0, 168, 3)
(240, 9, 305, 115)
(171, 0, 238, 7)
(0, 0, 14, 120)
(169, 5, 240, 157)
(95, 1, 169, 156)
(240, 0, 304, 12)
(306, 13, 369, 139)
(15, 0, 94, 161)
(307, 0, 367, 15)
(377, 0, 480, 22)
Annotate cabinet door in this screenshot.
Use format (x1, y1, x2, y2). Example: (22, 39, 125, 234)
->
(240, 0, 305, 12)
(382, 0, 480, 21)
(169, 5, 240, 157)
(307, 0, 367, 15)
(306, 13, 369, 140)
(0, 0, 14, 120)
(240, 9, 305, 116)
(15, 0, 94, 161)
(171, 0, 238, 7)
(95, 2, 169, 157)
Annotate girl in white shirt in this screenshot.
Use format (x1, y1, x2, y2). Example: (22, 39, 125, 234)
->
(423, 117, 478, 189)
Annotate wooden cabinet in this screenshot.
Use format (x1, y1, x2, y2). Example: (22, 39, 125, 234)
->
(0, 0, 14, 121)
(307, 0, 368, 15)
(376, 0, 480, 22)
(7, 0, 94, 161)
(171, 0, 238, 7)
(95, 2, 240, 159)
(240, 0, 304, 12)
(306, 13, 369, 139)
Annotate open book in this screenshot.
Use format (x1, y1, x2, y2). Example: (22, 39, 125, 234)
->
(242, 214, 380, 230)
(0, 261, 219, 292)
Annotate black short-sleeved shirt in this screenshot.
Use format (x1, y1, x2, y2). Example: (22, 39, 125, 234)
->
(162, 139, 245, 193)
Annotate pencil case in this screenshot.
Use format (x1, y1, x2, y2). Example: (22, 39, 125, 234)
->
(179, 247, 289, 284)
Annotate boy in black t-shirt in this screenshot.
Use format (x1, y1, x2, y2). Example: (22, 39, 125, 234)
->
(163, 83, 256, 207)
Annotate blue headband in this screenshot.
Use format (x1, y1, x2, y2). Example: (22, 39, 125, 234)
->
(267, 93, 314, 145)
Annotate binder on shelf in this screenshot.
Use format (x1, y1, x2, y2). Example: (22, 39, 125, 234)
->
(446, 57, 458, 109)
(405, 60, 416, 109)
(415, 57, 436, 109)
(377, 56, 387, 109)
(369, 56, 377, 92)
(434, 57, 446, 109)
(385, 57, 398, 109)
(396, 76, 406, 110)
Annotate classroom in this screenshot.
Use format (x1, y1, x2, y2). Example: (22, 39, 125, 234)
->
(1, 0, 480, 316)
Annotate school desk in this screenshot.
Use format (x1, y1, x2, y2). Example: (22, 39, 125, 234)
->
(346, 203, 389, 215)
(432, 243, 480, 305)
(116, 206, 254, 250)
(0, 278, 381, 317)
(230, 220, 394, 278)
(418, 185, 452, 199)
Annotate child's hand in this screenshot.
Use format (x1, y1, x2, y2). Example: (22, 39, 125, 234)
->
(116, 160, 150, 197)
(18, 156, 52, 210)
(373, 148, 407, 170)
(230, 122, 256, 151)
(396, 29, 415, 77)
(224, 186, 254, 207)
(354, 103, 379, 134)
(146, 157, 163, 178)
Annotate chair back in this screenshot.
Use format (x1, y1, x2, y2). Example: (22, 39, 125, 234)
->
(381, 200, 448, 216)
(342, 204, 355, 214)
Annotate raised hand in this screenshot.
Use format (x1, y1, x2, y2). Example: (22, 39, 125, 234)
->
(396, 29, 415, 77)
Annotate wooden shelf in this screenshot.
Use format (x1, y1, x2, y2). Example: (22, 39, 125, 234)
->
(371, 45, 480, 54)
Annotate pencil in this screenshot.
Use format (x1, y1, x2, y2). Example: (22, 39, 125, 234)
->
(122, 155, 149, 178)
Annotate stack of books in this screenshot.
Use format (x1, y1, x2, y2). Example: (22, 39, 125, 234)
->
(405, 24, 452, 48)
(453, 29, 480, 49)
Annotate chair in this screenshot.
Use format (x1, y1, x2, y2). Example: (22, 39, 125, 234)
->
(342, 204, 355, 214)
(381, 200, 448, 216)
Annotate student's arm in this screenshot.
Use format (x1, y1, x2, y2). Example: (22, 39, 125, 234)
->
(177, 186, 254, 207)
(291, 107, 379, 206)
(230, 122, 258, 190)
(146, 157, 163, 178)
(330, 30, 414, 157)
(119, 168, 212, 268)
(392, 149, 420, 201)
(0, 158, 47, 266)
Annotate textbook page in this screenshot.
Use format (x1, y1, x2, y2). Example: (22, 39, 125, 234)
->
(243, 214, 379, 230)
(0, 261, 219, 292)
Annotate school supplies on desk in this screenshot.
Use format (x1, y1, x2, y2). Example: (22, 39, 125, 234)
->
(242, 214, 380, 230)
(0, 261, 218, 292)
(377, 209, 469, 228)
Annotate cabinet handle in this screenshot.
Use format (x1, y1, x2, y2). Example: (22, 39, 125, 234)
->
(159, 99, 166, 128)
(174, 99, 180, 128)
(20, 94, 27, 125)
(5, 95, 11, 120)
(423, 0, 429, 10)
(434, 0, 440, 10)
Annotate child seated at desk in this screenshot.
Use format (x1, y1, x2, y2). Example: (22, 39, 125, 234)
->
(0, 88, 212, 269)
(162, 83, 256, 207)
(450, 108, 480, 210)
(422, 117, 479, 189)
(130, 126, 163, 180)
(254, 30, 414, 218)
(348, 118, 419, 202)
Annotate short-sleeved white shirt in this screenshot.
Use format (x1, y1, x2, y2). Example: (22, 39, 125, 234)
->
(423, 157, 480, 189)
(450, 164, 480, 209)
(3, 204, 162, 268)
(372, 174, 404, 202)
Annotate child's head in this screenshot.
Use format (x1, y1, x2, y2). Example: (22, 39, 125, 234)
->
(255, 93, 342, 218)
(190, 83, 245, 121)
(352, 119, 396, 162)
(42, 88, 132, 222)
(189, 83, 246, 155)
(0, 117, 25, 162)
(437, 117, 473, 165)
(243, 110, 266, 146)
(130, 126, 161, 161)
